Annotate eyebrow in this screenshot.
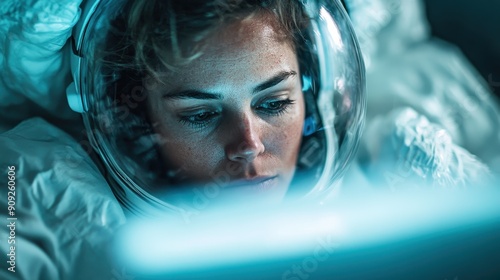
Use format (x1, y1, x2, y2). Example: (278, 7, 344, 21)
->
(252, 70, 297, 94)
(162, 70, 297, 100)
(163, 90, 223, 100)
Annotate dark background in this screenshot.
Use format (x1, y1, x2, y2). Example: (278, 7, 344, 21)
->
(424, 0, 500, 98)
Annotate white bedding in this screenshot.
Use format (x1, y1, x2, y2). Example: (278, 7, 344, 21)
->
(0, 0, 83, 133)
(0, 118, 125, 279)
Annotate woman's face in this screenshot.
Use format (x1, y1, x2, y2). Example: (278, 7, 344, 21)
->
(146, 14, 305, 202)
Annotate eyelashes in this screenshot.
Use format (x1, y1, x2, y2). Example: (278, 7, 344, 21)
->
(178, 98, 296, 129)
(178, 111, 220, 129)
(256, 98, 295, 116)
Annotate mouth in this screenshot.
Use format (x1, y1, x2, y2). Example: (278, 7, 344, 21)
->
(229, 175, 278, 190)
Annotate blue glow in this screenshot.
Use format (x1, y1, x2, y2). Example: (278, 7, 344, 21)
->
(114, 188, 500, 274)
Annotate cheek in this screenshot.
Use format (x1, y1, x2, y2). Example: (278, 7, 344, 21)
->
(155, 120, 221, 179)
(147, 101, 217, 175)
(267, 102, 305, 163)
(156, 128, 222, 179)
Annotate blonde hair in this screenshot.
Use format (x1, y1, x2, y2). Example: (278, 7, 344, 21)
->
(110, 0, 310, 82)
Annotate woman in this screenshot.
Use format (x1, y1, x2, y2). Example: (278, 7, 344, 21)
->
(67, 0, 365, 215)
(112, 1, 309, 203)
(2, 1, 495, 279)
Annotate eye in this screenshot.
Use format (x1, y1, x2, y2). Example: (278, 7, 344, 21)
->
(264, 101, 285, 110)
(178, 111, 219, 129)
(256, 98, 295, 116)
(190, 112, 214, 122)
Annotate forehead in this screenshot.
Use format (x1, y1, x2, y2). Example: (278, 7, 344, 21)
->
(152, 15, 299, 91)
(204, 13, 287, 55)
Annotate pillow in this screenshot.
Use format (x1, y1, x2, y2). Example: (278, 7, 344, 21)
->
(0, 0, 83, 133)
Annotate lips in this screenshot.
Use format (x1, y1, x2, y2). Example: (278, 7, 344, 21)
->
(229, 175, 278, 189)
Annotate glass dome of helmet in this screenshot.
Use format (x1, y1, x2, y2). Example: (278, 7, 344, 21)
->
(68, 0, 365, 216)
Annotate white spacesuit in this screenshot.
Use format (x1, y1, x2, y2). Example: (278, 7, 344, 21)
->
(0, 0, 498, 279)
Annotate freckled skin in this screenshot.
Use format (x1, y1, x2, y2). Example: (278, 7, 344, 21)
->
(147, 14, 305, 202)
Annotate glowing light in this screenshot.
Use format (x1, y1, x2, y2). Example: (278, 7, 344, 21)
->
(114, 188, 500, 274)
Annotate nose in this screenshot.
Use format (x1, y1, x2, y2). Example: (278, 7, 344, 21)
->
(225, 113, 265, 163)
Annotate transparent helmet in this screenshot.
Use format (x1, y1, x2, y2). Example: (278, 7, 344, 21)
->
(67, 0, 366, 216)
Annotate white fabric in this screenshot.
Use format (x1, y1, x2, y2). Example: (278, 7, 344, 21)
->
(0, 0, 82, 133)
(364, 40, 500, 173)
(0, 118, 126, 280)
(346, 0, 430, 68)
(354, 107, 491, 188)
(0, 1, 127, 278)
(343, 0, 500, 183)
